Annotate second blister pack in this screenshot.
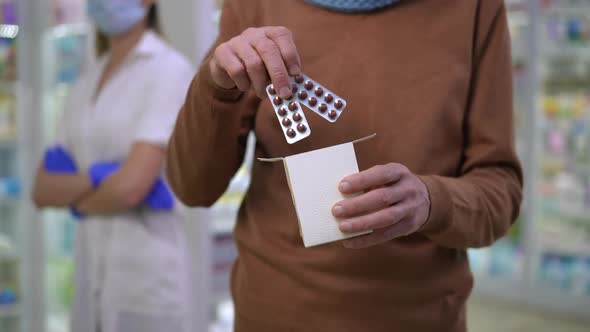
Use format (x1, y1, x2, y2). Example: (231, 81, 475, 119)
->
(266, 73, 347, 144)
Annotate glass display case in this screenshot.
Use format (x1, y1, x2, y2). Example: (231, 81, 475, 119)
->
(2, 0, 89, 331)
(41, 1, 90, 329)
(0, 2, 22, 332)
(470, 0, 590, 321)
(468, 0, 531, 286)
(533, 0, 590, 307)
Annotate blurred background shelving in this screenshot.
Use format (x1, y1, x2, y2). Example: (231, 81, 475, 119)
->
(2, 0, 590, 332)
(0, 0, 23, 331)
(0, 0, 91, 331)
(469, 0, 590, 320)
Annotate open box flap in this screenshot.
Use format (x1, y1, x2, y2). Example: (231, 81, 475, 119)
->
(258, 133, 376, 163)
(258, 134, 376, 247)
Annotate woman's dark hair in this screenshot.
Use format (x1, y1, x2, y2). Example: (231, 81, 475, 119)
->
(95, 3, 161, 56)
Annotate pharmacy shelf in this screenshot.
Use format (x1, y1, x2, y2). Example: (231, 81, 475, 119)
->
(0, 198, 18, 206)
(506, 0, 525, 7)
(473, 275, 590, 322)
(541, 242, 590, 257)
(508, 10, 529, 28)
(0, 81, 17, 94)
(543, 4, 590, 15)
(0, 255, 18, 264)
(0, 140, 16, 149)
(544, 46, 590, 60)
(544, 207, 590, 226)
(0, 304, 19, 318)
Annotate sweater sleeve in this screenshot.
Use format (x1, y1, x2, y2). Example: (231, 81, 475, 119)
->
(417, 1, 523, 249)
(166, 0, 260, 207)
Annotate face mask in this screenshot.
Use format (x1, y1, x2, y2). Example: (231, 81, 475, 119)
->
(304, 0, 399, 13)
(87, 0, 147, 36)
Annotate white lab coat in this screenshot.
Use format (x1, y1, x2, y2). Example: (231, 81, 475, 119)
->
(56, 31, 195, 332)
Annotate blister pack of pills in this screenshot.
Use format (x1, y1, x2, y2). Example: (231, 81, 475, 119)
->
(266, 73, 347, 144)
(266, 85, 311, 144)
(291, 73, 347, 123)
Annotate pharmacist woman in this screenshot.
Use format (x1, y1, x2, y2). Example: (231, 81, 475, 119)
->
(32, 0, 194, 331)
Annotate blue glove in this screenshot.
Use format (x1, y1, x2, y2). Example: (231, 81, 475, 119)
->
(88, 161, 121, 188)
(44, 145, 77, 173)
(88, 161, 173, 211)
(72, 161, 119, 220)
(43, 146, 82, 220)
(144, 178, 174, 211)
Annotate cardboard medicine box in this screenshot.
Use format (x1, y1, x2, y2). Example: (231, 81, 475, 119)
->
(260, 134, 375, 247)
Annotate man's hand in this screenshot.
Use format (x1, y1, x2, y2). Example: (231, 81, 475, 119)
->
(209, 26, 302, 99)
(332, 163, 431, 249)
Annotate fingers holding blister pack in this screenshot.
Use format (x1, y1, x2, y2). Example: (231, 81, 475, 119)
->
(267, 85, 311, 144)
(210, 26, 302, 99)
(265, 72, 347, 143)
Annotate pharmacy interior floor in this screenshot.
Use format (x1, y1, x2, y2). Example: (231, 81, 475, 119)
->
(467, 297, 589, 332)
